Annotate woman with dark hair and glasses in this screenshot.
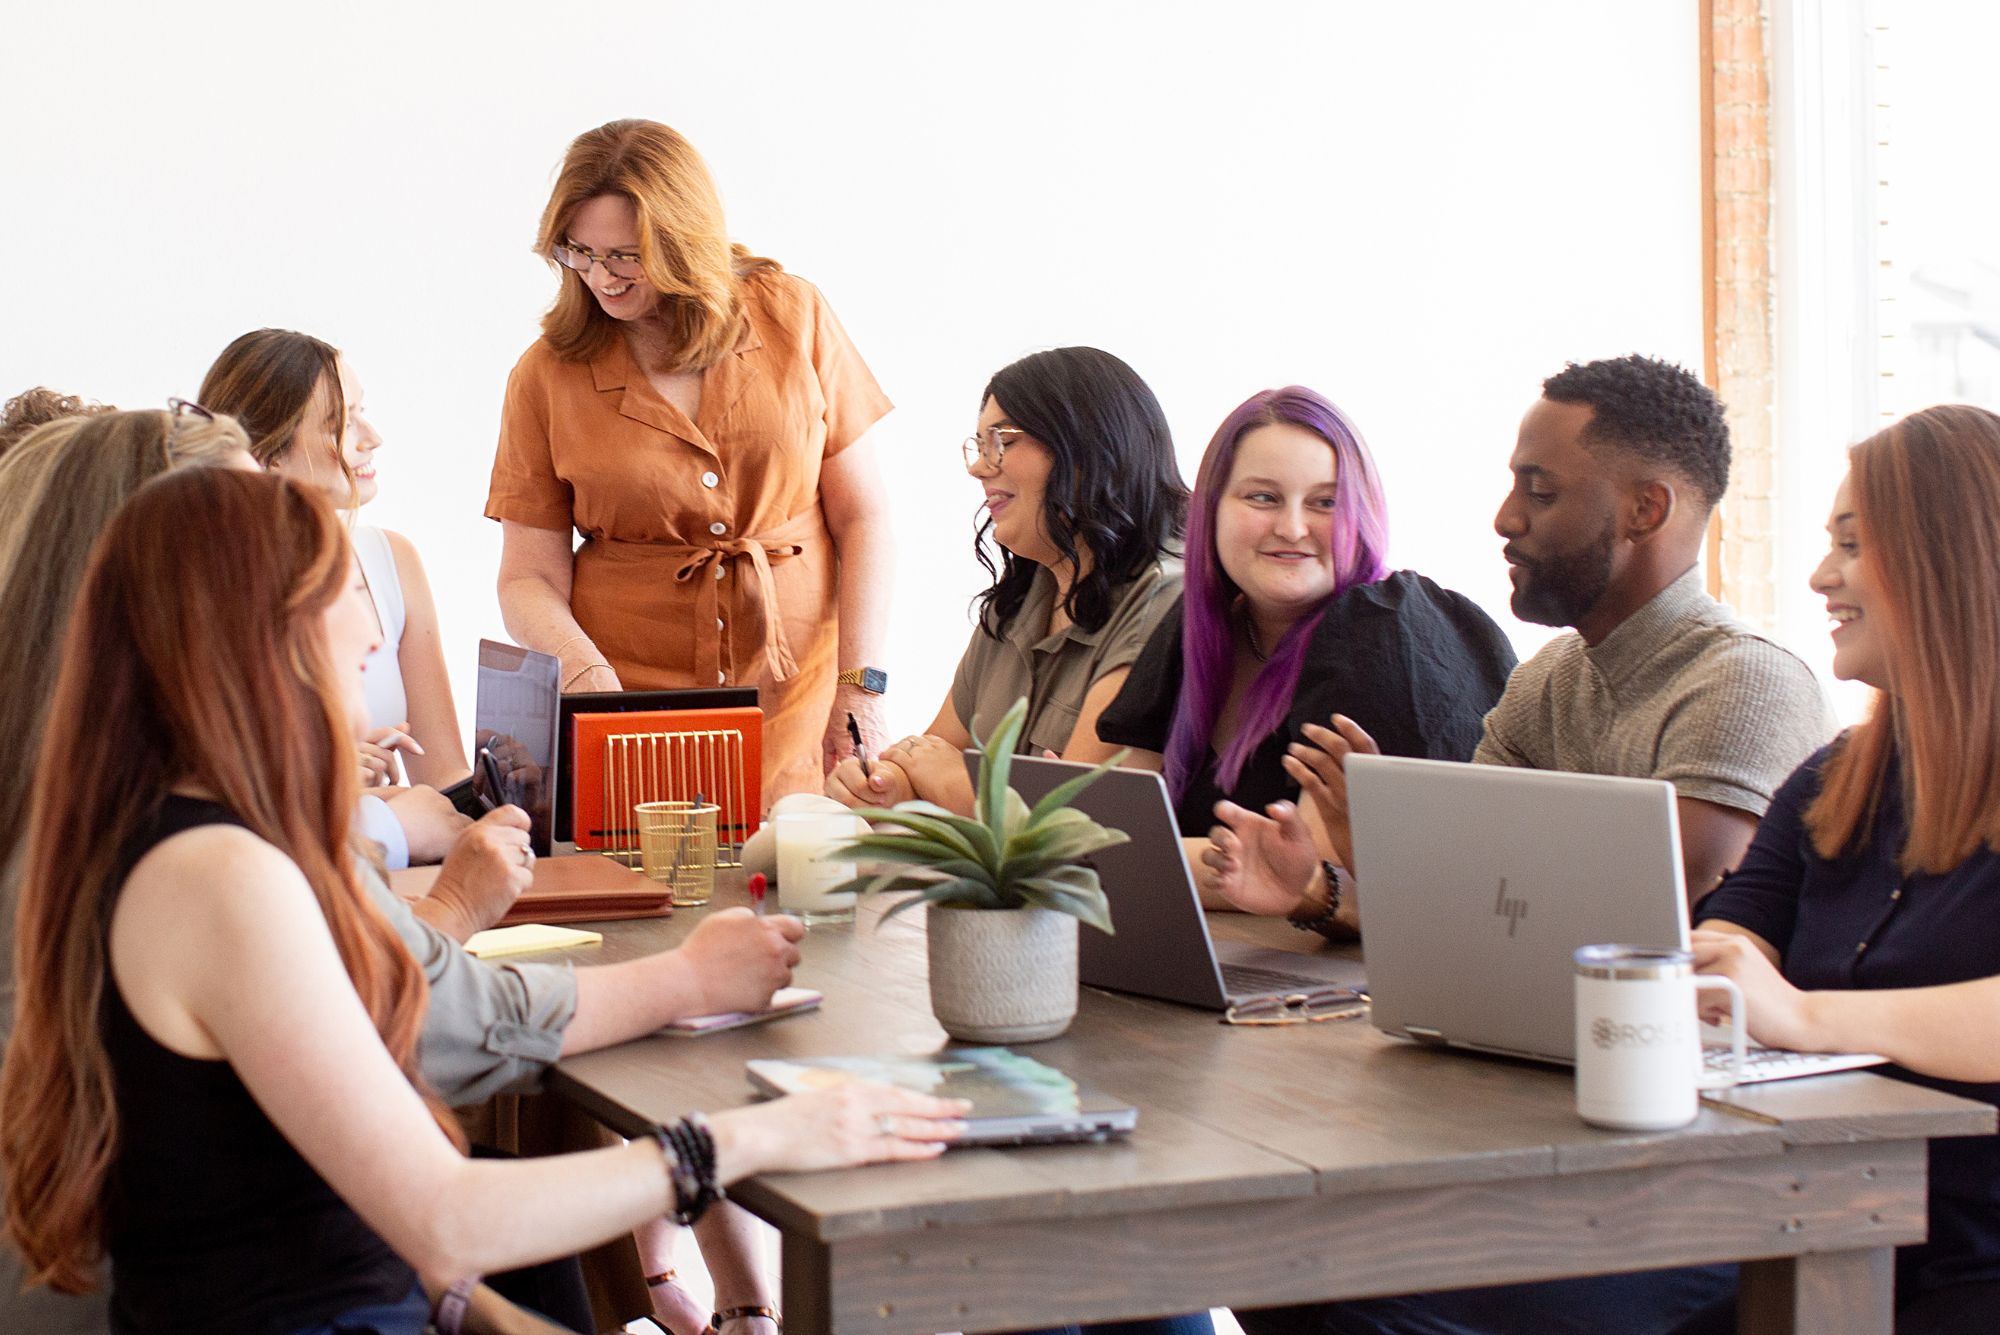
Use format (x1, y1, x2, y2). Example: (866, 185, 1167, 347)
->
(826, 346, 1188, 816)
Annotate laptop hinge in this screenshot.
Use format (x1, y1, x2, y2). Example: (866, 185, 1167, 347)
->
(1406, 1026, 1448, 1046)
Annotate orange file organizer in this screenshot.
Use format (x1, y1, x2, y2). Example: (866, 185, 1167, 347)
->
(570, 708, 762, 862)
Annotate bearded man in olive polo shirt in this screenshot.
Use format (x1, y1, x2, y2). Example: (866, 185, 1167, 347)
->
(1204, 354, 1834, 935)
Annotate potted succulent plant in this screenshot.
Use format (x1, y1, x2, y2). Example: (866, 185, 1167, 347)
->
(832, 698, 1126, 1042)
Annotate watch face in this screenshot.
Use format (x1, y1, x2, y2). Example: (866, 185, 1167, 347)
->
(858, 667, 888, 694)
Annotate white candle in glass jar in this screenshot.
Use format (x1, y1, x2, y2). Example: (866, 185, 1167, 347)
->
(774, 810, 860, 923)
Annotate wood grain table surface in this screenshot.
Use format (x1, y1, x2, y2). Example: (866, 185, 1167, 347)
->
(538, 871, 1995, 1335)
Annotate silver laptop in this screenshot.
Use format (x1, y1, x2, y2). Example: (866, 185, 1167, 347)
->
(1345, 754, 1884, 1081)
(980, 755, 1365, 1011)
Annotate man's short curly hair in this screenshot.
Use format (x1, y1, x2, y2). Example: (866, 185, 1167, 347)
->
(1542, 355, 1731, 509)
(0, 388, 113, 462)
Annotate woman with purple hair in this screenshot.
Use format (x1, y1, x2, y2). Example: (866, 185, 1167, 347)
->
(1096, 386, 1514, 932)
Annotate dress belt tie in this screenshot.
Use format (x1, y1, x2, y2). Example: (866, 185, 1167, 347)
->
(667, 507, 823, 682)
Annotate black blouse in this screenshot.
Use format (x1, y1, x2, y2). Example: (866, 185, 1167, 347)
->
(1700, 744, 2000, 1301)
(1096, 571, 1517, 835)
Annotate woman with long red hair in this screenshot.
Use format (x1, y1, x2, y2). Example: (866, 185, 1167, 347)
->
(0, 469, 963, 1335)
(1675, 404, 2000, 1331)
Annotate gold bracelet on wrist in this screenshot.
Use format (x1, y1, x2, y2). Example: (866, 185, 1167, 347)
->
(562, 661, 610, 691)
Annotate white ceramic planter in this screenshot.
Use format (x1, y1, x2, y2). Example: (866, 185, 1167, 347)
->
(925, 903, 1079, 1043)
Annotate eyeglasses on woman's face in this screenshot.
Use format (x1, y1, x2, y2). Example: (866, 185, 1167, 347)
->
(961, 424, 1027, 470)
(551, 242, 645, 281)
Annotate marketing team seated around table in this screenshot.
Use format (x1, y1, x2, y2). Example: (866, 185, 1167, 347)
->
(1, 113, 1997, 1335)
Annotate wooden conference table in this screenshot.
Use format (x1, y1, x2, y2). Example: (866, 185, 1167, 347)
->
(540, 874, 1994, 1335)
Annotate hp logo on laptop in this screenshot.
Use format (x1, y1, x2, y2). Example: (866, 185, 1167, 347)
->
(1493, 878, 1528, 938)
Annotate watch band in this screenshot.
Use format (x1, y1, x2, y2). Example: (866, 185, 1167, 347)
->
(836, 666, 888, 694)
(433, 1276, 478, 1335)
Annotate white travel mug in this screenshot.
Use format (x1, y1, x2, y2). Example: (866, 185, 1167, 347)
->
(1573, 944, 1746, 1131)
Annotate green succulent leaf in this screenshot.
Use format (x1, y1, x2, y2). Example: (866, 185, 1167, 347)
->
(976, 698, 1029, 846)
(1000, 788, 1031, 843)
(1015, 876, 1115, 935)
(832, 694, 1122, 936)
(1024, 749, 1130, 826)
(824, 865, 951, 901)
(879, 877, 1004, 921)
(849, 805, 997, 867)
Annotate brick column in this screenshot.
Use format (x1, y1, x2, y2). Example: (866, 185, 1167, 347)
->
(1703, 0, 1778, 627)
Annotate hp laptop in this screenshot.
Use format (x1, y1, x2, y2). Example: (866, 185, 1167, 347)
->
(1345, 754, 1883, 1081)
(981, 755, 1366, 1011)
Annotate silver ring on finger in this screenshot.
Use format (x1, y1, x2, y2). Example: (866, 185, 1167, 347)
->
(875, 1114, 897, 1137)
(521, 845, 535, 868)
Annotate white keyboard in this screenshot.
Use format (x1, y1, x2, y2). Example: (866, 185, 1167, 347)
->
(1700, 1025, 1888, 1084)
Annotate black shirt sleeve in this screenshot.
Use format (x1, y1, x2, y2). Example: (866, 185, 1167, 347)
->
(1095, 595, 1185, 752)
(1696, 746, 1835, 950)
(1285, 572, 1517, 763)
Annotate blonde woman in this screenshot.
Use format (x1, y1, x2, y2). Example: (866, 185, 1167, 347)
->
(201, 330, 470, 793)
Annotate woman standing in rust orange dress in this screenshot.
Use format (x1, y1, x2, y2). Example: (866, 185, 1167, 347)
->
(488, 119, 895, 806)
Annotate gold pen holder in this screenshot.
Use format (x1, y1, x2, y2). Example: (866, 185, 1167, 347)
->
(599, 729, 750, 868)
(635, 801, 719, 907)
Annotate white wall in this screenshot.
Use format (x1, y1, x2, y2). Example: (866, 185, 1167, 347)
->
(1, 0, 1702, 745)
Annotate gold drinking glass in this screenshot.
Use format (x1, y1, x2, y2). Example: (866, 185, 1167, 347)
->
(635, 801, 719, 907)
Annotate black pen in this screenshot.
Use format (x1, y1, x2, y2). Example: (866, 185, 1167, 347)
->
(477, 746, 506, 810)
(846, 711, 872, 779)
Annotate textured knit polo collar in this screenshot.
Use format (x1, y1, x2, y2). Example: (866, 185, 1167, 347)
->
(1584, 565, 1711, 688)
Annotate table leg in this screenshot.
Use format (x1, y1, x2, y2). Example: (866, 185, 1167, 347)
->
(781, 1236, 834, 1335)
(1738, 1248, 1894, 1335)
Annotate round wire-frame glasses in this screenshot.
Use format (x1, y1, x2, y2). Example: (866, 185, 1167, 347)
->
(1221, 986, 1369, 1027)
(960, 424, 1026, 470)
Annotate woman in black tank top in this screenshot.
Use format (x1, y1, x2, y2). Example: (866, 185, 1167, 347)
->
(1, 453, 965, 1335)
(103, 796, 425, 1332)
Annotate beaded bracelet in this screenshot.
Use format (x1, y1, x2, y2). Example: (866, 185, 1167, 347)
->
(646, 1114, 724, 1226)
(1287, 861, 1348, 940)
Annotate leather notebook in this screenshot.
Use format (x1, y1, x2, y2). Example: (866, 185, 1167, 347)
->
(393, 853, 673, 928)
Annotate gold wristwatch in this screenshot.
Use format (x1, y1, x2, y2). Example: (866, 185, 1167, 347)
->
(836, 667, 888, 694)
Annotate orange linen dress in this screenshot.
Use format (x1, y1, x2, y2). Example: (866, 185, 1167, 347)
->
(485, 270, 892, 805)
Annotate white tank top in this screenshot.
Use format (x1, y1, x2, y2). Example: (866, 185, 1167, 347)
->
(352, 525, 409, 737)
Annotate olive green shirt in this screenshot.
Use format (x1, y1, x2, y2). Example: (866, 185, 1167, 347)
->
(951, 561, 1184, 756)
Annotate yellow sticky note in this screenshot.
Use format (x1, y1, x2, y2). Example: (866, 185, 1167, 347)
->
(465, 924, 604, 958)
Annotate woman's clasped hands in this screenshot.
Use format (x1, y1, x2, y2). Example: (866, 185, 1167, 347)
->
(826, 732, 971, 812)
